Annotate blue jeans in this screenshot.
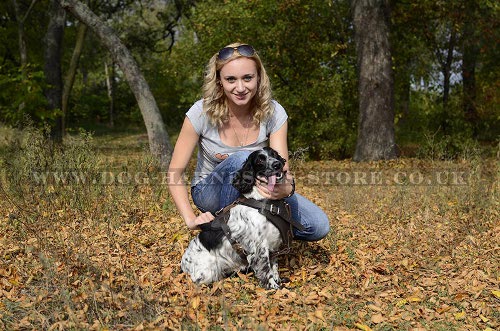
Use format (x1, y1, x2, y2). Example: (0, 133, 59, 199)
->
(191, 151, 330, 241)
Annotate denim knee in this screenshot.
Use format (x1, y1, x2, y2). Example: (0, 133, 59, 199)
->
(287, 193, 330, 242)
(312, 210, 330, 240)
(223, 150, 252, 173)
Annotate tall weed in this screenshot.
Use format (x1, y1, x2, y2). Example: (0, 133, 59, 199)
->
(0, 125, 102, 216)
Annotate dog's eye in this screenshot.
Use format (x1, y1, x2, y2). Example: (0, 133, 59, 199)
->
(257, 154, 266, 164)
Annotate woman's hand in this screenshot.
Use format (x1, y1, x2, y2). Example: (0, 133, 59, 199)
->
(256, 172, 294, 200)
(186, 211, 215, 230)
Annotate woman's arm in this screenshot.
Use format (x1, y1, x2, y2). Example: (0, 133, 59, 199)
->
(269, 121, 290, 170)
(168, 117, 214, 229)
(257, 121, 294, 199)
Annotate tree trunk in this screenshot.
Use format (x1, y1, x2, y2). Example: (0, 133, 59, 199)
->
(104, 59, 115, 128)
(442, 28, 456, 110)
(44, 0, 66, 142)
(352, 0, 397, 161)
(62, 22, 88, 135)
(13, 0, 28, 67)
(462, 1, 479, 131)
(58, 0, 173, 168)
(13, 0, 37, 112)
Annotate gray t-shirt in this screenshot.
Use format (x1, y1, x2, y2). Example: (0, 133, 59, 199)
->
(186, 99, 288, 186)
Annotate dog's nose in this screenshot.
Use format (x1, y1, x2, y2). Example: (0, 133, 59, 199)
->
(272, 161, 281, 170)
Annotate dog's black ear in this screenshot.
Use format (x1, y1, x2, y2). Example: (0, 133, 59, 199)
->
(232, 156, 255, 194)
(265, 146, 286, 165)
(198, 219, 225, 251)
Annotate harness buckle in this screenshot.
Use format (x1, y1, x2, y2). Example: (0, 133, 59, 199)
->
(214, 207, 224, 216)
(269, 204, 280, 215)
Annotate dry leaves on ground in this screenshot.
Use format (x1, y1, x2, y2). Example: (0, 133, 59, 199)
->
(1, 158, 498, 330)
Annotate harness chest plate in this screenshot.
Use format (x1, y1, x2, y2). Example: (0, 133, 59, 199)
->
(213, 197, 305, 256)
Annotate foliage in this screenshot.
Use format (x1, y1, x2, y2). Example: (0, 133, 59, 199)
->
(0, 0, 498, 159)
(0, 130, 498, 329)
(165, 0, 358, 159)
(391, 0, 500, 146)
(0, 64, 50, 124)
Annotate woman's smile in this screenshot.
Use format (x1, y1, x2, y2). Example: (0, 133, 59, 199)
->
(220, 57, 258, 110)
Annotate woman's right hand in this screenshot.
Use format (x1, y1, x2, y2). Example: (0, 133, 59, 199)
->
(187, 211, 215, 230)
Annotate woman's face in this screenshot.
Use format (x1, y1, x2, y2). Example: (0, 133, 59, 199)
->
(219, 57, 258, 110)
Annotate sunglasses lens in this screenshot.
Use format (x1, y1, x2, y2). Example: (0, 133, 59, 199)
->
(217, 45, 256, 60)
(218, 47, 235, 60)
(237, 45, 255, 57)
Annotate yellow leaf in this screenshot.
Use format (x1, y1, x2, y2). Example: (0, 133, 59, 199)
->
(8, 278, 20, 286)
(491, 290, 500, 299)
(454, 310, 466, 320)
(171, 232, 183, 242)
(479, 315, 489, 323)
(483, 328, 495, 331)
(396, 298, 408, 307)
(355, 323, 373, 331)
(407, 296, 422, 302)
(191, 296, 200, 309)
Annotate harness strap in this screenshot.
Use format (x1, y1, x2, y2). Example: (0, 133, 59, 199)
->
(211, 197, 304, 259)
(236, 197, 304, 249)
(237, 198, 305, 231)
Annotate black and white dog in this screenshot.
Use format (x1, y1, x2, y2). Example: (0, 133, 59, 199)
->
(181, 147, 292, 289)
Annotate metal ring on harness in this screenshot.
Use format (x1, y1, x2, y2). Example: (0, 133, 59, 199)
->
(269, 204, 280, 215)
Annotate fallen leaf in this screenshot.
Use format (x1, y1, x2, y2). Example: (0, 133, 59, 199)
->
(396, 298, 407, 307)
(314, 309, 325, 321)
(371, 313, 385, 324)
(407, 296, 422, 303)
(367, 304, 382, 312)
(418, 277, 437, 287)
(436, 304, 451, 314)
(354, 322, 373, 331)
(454, 310, 466, 320)
(491, 290, 500, 299)
(191, 296, 200, 309)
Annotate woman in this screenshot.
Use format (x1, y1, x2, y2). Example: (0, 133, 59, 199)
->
(168, 43, 329, 241)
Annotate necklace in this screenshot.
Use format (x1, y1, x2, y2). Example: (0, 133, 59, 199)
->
(230, 115, 251, 147)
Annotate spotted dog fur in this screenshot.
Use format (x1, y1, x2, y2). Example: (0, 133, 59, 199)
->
(181, 147, 287, 289)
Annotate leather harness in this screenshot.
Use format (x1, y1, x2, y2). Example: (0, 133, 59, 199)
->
(213, 197, 305, 259)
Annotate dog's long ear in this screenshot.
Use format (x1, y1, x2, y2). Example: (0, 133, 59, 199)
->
(279, 154, 286, 165)
(232, 157, 255, 194)
(266, 146, 286, 165)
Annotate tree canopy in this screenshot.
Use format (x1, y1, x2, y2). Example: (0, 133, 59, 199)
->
(0, 0, 498, 160)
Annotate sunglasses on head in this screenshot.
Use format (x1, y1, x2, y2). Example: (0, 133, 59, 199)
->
(217, 45, 256, 61)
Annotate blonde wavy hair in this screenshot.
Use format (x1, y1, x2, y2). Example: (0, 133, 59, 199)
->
(202, 43, 274, 127)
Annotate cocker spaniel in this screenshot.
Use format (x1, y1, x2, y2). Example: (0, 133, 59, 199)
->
(181, 147, 300, 289)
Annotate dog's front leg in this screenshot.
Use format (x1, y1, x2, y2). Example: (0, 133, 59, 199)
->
(270, 255, 281, 284)
(248, 246, 281, 289)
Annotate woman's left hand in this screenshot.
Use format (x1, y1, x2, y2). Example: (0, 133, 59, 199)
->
(256, 172, 294, 200)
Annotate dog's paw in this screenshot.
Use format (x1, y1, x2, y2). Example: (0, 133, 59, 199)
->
(262, 278, 281, 290)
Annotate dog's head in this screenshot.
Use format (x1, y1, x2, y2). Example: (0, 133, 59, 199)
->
(232, 147, 286, 194)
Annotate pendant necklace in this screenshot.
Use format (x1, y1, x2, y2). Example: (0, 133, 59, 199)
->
(231, 115, 251, 147)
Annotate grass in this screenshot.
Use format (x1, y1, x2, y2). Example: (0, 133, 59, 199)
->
(0, 125, 498, 330)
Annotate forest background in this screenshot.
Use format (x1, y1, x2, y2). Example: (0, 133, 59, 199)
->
(0, 0, 498, 159)
(0, 0, 499, 330)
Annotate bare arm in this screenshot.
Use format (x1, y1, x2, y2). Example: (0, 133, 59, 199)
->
(256, 121, 294, 199)
(168, 117, 214, 229)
